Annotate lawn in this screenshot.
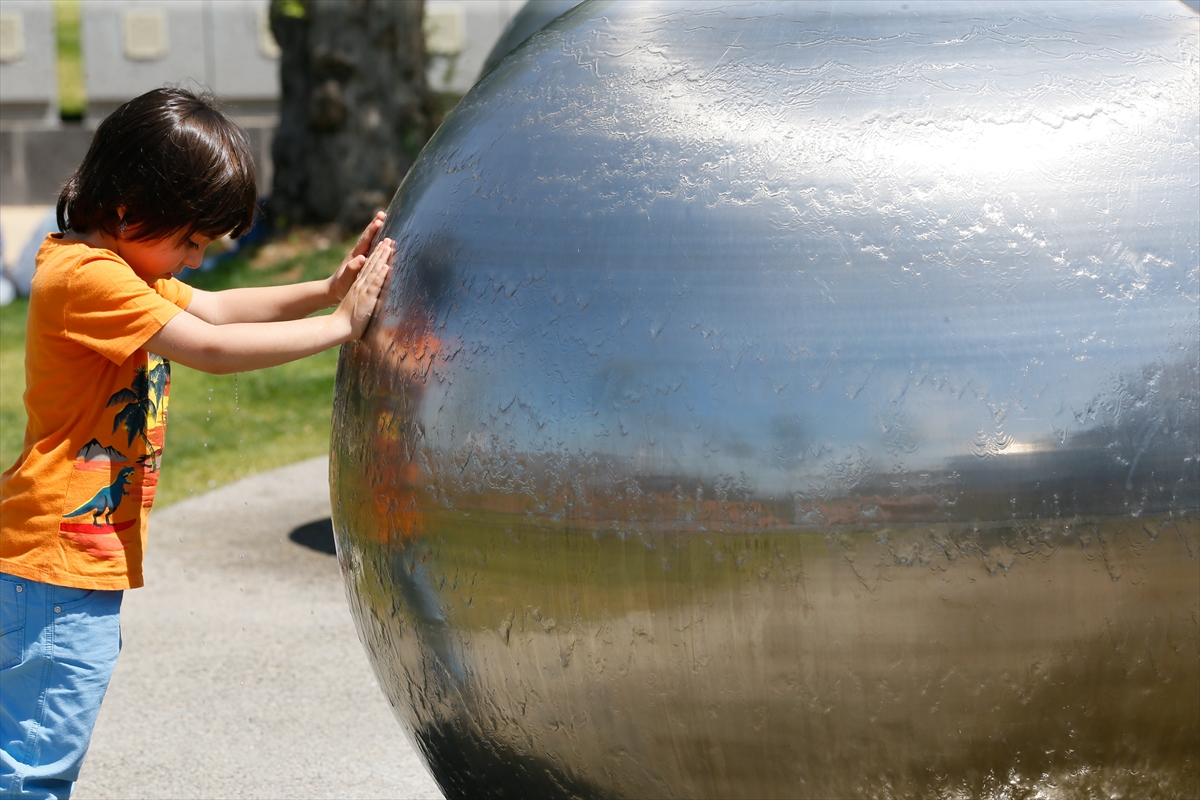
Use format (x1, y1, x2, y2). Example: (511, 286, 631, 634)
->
(56, 0, 85, 120)
(1, 232, 359, 507)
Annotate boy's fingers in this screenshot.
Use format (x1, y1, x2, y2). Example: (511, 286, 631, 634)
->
(352, 251, 390, 325)
(367, 238, 394, 268)
(352, 213, 388, 258)
(347, 249, 380, 291)
(355, 241, 392, 294)
(373, 245, 394, 281)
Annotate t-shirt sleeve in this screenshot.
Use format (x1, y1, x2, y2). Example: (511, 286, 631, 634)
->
(63, 255, 192, 364)
(155, 276, 195, 311)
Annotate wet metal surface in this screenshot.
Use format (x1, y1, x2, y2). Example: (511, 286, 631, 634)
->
(331, 2, 1200, 797)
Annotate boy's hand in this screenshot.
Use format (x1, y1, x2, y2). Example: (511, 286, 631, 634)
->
(328, 211, 388, 303)
(334, 237, 394, 340)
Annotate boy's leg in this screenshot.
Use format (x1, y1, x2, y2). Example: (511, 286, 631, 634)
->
(1, 573, 122, 800)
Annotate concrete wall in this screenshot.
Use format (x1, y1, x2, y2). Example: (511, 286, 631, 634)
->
(0, 0, 60, 128)
(426, 0, 525, 94)
(208, 0, 282, 120)
(82, 0, 279, 124)
(0, 0, 537, 204)
(0, 122, 275, 207)
(0, 126, 91, 206)
(79, 0, 527, 119)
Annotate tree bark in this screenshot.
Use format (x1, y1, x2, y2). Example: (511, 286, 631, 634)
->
(270, 0, 435, 231)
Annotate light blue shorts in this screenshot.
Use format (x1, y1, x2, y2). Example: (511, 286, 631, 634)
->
(0, 572, 122, 800)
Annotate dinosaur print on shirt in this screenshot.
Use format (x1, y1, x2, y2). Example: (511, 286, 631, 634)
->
(59, 353, 173, 558)
(63, 466, 136, 526)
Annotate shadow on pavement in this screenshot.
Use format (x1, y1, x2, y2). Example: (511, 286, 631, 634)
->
(290, 517, 337, 555)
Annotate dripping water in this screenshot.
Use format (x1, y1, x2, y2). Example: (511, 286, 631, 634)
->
(235, 372, 242, 464)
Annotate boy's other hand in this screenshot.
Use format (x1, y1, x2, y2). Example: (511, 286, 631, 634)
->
(328, 211, 388, 303)
(334, 237, 394, 340)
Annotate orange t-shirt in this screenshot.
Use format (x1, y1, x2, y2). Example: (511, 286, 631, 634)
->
(0, 234, 193, 590)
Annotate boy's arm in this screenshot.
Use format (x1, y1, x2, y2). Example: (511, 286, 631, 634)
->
(146, 239, 393, 374)
(185, 280, 338, 326)
(186, 213, 387, 325)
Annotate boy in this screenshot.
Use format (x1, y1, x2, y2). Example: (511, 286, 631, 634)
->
(1, 87, 393, 798)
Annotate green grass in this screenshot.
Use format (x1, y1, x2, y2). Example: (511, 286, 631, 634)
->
(0, 300, 29, 475)
(186, 245, 345, 294)
(1, 237, 358, 507)
(56, 0, 85, 121)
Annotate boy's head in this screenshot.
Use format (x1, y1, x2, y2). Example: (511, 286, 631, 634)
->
(57, 87, 257, 245)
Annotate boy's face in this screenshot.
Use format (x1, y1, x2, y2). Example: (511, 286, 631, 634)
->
(117, 232, 216, 284)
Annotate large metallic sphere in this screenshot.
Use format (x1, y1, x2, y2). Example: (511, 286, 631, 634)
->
(331, 2, 1200, 797)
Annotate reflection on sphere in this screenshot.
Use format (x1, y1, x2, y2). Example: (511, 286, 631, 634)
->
(331, 2, 1200, 798)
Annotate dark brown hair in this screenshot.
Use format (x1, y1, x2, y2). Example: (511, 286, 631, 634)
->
(57, 87, 257, 243)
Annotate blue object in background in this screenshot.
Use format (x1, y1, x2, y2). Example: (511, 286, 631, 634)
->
(9, 208, 58, 298)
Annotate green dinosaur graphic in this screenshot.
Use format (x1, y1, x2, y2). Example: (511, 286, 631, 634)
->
(63, 466, 136, 526)
(107, 358, 168, 472)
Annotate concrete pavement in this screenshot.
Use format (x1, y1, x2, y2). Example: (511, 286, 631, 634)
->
(72, 456, 444, 800)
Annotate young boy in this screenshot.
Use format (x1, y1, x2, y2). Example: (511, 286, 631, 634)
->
(0, 87, 393, 798)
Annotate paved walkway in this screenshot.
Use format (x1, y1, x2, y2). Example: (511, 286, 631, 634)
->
(72, 457, 444, 800)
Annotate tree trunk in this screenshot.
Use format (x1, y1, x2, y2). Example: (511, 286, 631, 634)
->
(270, 0, 436, 231)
